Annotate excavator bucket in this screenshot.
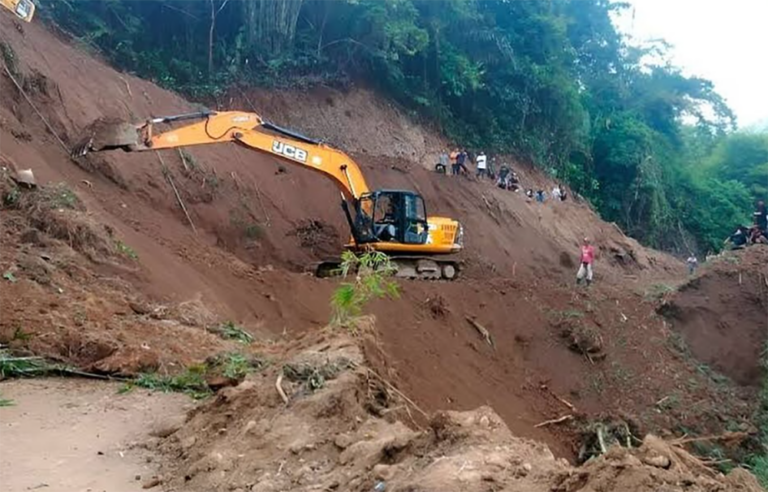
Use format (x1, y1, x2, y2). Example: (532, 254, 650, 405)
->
(71, 120, 141, 158)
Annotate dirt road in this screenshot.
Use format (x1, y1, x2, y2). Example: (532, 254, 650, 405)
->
(0, 378, 191, 492)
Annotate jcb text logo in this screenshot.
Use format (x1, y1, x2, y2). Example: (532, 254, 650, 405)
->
(272, 141, 308, 163)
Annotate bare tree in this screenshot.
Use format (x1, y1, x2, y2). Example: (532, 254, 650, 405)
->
(208, 0, 231, 77)
(242, 0, 304, 59)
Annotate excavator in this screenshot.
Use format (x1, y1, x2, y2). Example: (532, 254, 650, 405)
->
(72, 110, 464, 280)
(1, 0, 35, 22)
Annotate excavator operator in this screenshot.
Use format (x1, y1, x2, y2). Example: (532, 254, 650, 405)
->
(375, 199, 399, 241)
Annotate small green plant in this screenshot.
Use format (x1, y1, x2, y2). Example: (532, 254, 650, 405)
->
(0, 393, 13, 407)
(696, 363, 731, 386)
(548, 309, 584, 320)
(115, 240, 139, 260)
(244, 223, 265, 240)
(220, 353, 252, 379)
(129, 364, 211, 399)
(180, 150, 198, 170)
(11, 326, 32, 342)
(2, 271, 17, 283)
(2, 186, 20, 208)
(0, 42, 19, 78)
(213, 321, 254, 344)
(667, 331, 691, 357)
(644, 283, 675, 300)
(330, 251, 399, 331)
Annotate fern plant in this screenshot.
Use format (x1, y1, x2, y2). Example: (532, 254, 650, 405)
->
(330, 251, 399, 331)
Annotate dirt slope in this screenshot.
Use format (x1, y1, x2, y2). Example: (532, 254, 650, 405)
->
(659, 247, 768, 386)
(0, 14, 760, 467)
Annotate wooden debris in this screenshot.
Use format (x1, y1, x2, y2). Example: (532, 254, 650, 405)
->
(275, 373, 289, 404)
(177, 149, 189, 172)
(465, 316, 494, 347)
(669, 431, 750, 446)
(534, 414, 573, 428)
(156, 152, 197, 235)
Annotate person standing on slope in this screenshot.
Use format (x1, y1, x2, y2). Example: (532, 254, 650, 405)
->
(576, 238, 595, 286)
(476, 151, 488, 179)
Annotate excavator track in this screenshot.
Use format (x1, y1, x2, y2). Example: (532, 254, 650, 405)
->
(315, 255, 461, 281)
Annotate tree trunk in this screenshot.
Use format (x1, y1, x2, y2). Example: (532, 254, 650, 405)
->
(244, 0, 304, 58)
(208, 0, 215, 78)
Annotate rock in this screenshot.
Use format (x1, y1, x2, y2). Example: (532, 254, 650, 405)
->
(149, 419, 182, 438)
(373, 464, 397, 481)
(129, 301, 152, 315)
(142, 477, 162, 489)
(334, 433, 354, 449)
(206, 375, 238, 392)
(642, 454, 671, 469)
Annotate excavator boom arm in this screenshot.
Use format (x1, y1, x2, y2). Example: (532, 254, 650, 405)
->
(84, 111, 370, 201)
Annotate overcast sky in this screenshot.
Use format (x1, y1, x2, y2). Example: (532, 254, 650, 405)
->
(614, 0, 768, 128)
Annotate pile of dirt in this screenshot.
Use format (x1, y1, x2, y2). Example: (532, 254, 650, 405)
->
(153, 332, 762, 492)
(658, 246, 768, 386)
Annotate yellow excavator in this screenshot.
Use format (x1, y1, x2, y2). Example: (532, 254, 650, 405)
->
(1, 0, 35, 22)
(72, 110, 464, 280)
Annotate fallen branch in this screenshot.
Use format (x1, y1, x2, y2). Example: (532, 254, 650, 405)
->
(597, 425, 607, 454)
(156, 152, 197, 235)
(177, 149, 189, 172)
(352, 362, 428, 420)
(275, 373, 289, 404)
(669, 431, 750, 446)
(465, 317, 494, 347)
(550, 392, 576, 411)
(534, 414, 573, 428)
(118, 75, 133, 98)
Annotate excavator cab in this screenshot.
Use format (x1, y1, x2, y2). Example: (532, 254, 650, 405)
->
(353, 191, 430, 246)
(1, 0, 35, 22)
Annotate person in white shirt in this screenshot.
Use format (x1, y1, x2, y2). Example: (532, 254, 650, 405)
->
(476, 152, 488, 179)
(552, 185, 562, 200)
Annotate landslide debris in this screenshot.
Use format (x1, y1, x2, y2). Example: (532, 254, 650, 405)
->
(154, 331, 762, 492)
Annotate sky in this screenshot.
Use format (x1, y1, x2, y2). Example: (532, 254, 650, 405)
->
(613, 0, 768, 129)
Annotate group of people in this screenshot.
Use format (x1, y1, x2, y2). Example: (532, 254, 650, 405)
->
(725, 200, 768, 249)
(436, 150, 571, 204)
(525, 185, 567, 203)
(436, 149, 493, 179)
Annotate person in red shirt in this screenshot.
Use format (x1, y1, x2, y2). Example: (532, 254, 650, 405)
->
(577, 237, 595, 285)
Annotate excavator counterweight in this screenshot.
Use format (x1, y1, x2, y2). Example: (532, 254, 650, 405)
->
(73, 110, 463, 280)
(1, 0, 35, 22)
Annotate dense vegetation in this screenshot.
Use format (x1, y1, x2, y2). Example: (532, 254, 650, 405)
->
(40, 0, 765, 252)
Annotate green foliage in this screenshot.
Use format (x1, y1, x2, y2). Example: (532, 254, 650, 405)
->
(131, 365, 211, 399)
(115, 240, 138, 260)
(124, 352, 266, 398)
(213, 321, 254, 344)
(0, 394, 13, 407)
(330, 251, 399, 331)
(0, 350, 53, 378)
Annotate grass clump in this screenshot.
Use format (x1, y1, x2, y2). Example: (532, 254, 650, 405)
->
(129, 364, 211, 399)
(115, 240, 139, 260)
(124, 353, 267, 399)
(644, 283, 675, 300)
(0, 349, 52, 378)
(210, 321, 254, 344)
(0, 394, 13, 407)
(330, 251, 399, 331)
